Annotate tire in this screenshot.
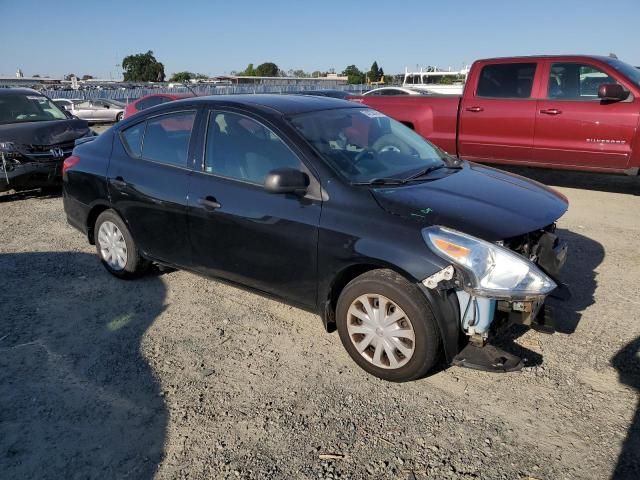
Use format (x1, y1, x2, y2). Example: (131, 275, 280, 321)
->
(93, 209, 147, 279)
(336, 269, 441, 382)
(116, 112, 123, 122)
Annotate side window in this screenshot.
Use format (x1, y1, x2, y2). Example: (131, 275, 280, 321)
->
(141, 111, 196, 167)
(477, 63, 537, 98)
(204, 111, 302, 184)
(548, 63, 617, 100)
(137, 96, 164, 111)
(121, 122, 145, 158)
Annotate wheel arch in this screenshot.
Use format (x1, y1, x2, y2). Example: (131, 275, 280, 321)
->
(321, 262, 462, 363)
(86, 202, 114, 245)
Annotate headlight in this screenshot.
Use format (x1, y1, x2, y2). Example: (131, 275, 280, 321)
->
(0, 141, 16, 152)
(423, 226, 556, 297)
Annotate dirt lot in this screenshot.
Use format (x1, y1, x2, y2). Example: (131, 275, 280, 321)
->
(1, 168, 639, 479)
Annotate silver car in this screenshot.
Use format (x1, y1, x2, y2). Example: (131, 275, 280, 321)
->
(55, 98, 125, 123)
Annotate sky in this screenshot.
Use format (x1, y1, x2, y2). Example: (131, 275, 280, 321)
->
(1, 0, 639, 79)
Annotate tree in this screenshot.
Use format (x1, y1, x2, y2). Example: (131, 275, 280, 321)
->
(239, 63, 256, 76)
(368, 61, 382, 83)
(255, 62, 279, 77)
(292, 69, 308, 78)
(170, 71, 193, 83)
(81, 74, 94, 81)
(121, 50, 165, 82)
(33, 74, 41, 78)
(64, 73, 76, 81)
(342, 65, 364, 84)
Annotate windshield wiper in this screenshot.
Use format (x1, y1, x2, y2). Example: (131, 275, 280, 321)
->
(352, 177, 407, 186)
(403, 164, 446, 182)
(403, 162, 462, 182)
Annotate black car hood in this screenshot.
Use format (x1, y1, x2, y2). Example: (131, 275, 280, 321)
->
(0, 119, 90, 146)
(371, 163, 568, 241)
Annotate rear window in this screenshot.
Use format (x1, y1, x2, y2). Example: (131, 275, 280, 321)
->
(476, 63, 537, 98)
(121, 122, 144, 157)
(142, 112, 195, 167)
(120, 111, 196, 167)
(136, 96, 168, 111)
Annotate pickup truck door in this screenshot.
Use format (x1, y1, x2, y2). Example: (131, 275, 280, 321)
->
(533, 60, 639, 171)
(458, 62, 539, 164)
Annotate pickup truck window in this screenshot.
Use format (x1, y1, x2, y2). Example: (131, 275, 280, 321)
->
(601, 57, 640, 88)
(476, 63, 537, 99)
(548, 63, 617, 100)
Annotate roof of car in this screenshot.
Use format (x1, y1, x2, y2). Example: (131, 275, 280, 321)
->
(0, 87, 44, 96)
(172, 94, 360, 115)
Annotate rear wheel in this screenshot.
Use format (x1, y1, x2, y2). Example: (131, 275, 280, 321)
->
(115, 112, 123, 122)
(94, 209, 147, 279)
(336, 269, 441, 382)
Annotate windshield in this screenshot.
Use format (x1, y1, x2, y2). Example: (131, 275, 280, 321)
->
(289, 108, 447, 183)
(0, 94, 68, 125)
(602, 58, 640, 88)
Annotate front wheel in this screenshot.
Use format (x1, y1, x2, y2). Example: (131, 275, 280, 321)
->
(336, 269, 441, 382)
(94, 209, 147, 279)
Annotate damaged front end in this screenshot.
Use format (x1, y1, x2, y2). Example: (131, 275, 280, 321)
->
(422, 225, 568, 372)
(0, 140, 74, 192)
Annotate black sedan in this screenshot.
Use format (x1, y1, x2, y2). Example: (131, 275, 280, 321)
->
(0, 88, 94, 192)
(63, 94, 569, 381)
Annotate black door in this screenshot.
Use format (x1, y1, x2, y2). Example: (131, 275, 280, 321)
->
(107, 110, 197, 267)
(188, 109, 322, 307)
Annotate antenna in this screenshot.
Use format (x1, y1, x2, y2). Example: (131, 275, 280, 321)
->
(181, 82, 199, 98)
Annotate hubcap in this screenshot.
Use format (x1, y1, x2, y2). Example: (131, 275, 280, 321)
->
(97, 221, 127, 270)
(346, 294, 415, 369)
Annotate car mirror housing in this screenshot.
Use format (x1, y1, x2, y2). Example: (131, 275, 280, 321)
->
(598, 83, 628, 101)
(264, 168, 309, 195)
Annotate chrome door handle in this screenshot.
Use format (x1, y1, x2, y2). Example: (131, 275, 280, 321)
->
(198, 196, 221, 210)
(110, 177, 127, 189)
(540, 108, 562, 115)
(465, 106, 484, 112)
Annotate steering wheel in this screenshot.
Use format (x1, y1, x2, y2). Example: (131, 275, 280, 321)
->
(372, 134, 413, 155)
(353, 148, 376, 165)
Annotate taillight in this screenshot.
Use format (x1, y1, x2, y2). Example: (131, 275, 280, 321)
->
(63, 155, 80, 173)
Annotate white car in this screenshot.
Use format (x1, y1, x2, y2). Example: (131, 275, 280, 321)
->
(53, 98, 125, 123)
(363, 87, 429, 96)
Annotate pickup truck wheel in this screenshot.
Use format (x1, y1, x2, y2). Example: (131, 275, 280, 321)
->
(336, 269, 441, 382)
(94, 210, 147, 279)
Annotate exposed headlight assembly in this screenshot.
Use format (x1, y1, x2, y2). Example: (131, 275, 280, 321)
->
(0, 141, 16, 152)
(423, 226, 556, 298)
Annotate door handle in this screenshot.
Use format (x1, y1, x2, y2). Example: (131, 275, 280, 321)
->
(198, 196, 222, 210)
(540, 108, 562, 115)
(110, 176, 127, 189)
(465, 106, 484, 112)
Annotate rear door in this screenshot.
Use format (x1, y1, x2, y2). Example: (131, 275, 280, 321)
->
(187, 108, 322, 307)
(533, 60, 639, 170)
(458, 61, 540, 163)
(107, 109, 197, 266)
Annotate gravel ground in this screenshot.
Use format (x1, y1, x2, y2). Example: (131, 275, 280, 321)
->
(1, 168, 639, 480)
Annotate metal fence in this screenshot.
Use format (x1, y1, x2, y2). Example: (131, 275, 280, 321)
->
(43, 84, 371, 103)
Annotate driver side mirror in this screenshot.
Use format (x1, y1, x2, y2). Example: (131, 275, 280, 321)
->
(598, 84, 628, 101)
(264, 168, 309, 195)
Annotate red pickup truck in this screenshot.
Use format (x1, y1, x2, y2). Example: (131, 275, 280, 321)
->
(356, 55, 640, 176)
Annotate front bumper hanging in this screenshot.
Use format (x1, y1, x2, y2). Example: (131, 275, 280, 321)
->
(422, 230, 570, 373)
